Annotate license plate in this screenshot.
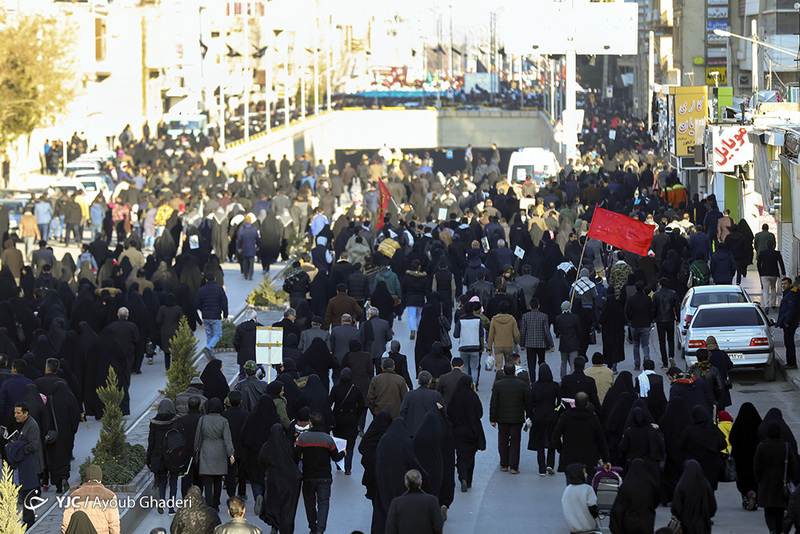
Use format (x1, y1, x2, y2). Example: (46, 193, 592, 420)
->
(729, 353, 744, 359)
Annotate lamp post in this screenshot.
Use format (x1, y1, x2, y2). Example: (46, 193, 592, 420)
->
(713, 26, 797, 106)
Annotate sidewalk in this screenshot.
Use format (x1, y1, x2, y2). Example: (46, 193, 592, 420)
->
(737, 267, 800, 390)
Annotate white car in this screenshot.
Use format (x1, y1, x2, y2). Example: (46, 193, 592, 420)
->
(683, 302, 775, 381)
(675, 285, 751, 349)
(54, 176, 113, 202)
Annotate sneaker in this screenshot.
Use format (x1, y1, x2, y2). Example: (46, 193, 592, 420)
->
(539, 472, 546, 477)
(148, 358, 153, 365)
(661, 365, 668, 370)
(345, 471, 351, 476)
(634, 365, 640, 371)
(61, 479, 69, 494)
(202, 347, 212, 360)
(168, 508, 176, 515)
(410, 331, 416, 340)
(500, 466, 509, 472)
(254, 495, 263, 516)
(441, 505, 448, 521)
(546, 467, 555, 475)
(510, 469, 520, 474)
(669, 358, 676, 368)
(461, 479, 468, 492)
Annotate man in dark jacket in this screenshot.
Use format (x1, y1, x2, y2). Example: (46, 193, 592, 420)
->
(330, 314, 360, 381)
(0, 360, 32, 424)
(14, 401, 43, 528)
(710, 243, 737, 285)
(652, 277, 679, 368)
(688, 349, 726, 409)
(233, 360, 268, 412)
(360, 307, 393, 372)
(347, 263, 370, 309)
(284, 261, 311, 309)
(666, 367, 715, 413)
(294, 412, 345, 534)
(233, 309, 262, 377)
(554, 301, 583, 380)
(386, 339, 413, 389)
(467, 272, 495, 310)
(624, 281, 654, 371)
(551, 392, 611, 473)
(778, 277, 800, 368)
(222, 391, 249, 500)
(489, 364, 530, 474)
(195, 272, 229, 359)
(326, 284, 364, 330)
(756, 241, 785, 311)
(436, 357, 471, 405)
(560, 357, 601, 415)
(272, 308, 301, 345)
(33, 358, 67, 396)
(175, 376, 208, 416)
(386, 469, 444, 534)
(63, 194, 83, 246)
(105, 306, 140, 412)
(399, 371, 444, 437)
(176, 396, 204, 497)
(236, 217, 260, 280)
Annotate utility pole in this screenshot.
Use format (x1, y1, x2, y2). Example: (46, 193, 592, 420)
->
(752, 18, 759, 106)
(243, 1, 250, 143)
(284, 33, 290, 128)
(648, 30, 654, 133)
(326, 12, 332, 112)
(449, 4, 453, 79)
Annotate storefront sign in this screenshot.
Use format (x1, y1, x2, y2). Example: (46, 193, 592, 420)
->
(711, 125, 753, 172)
(671, 86, 708, 157)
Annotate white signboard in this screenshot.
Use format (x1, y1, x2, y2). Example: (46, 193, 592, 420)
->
(256, 326, 283, 365)
(437, 208, 448, 221)
(711, 126, 753, 172)
(707, 7, 728, 18)
(514, 246, 526, 259)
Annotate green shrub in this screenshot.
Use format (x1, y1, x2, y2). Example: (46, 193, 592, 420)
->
(162, 317, 200, 402)
(215, 320, 236, 349)
(0, 461, 25, 533)
(246, 273, 288, 308)
(79, 442, 147, 486)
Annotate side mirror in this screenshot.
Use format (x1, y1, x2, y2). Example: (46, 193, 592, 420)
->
(769, 318, 776, 327)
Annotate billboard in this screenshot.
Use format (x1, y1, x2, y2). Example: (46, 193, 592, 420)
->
(670, 86, 708, 157)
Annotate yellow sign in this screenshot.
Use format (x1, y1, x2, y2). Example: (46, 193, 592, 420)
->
(670, 86, 708, 157)
(706, 67, 727, 85)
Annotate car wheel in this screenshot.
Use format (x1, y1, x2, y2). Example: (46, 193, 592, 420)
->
(764, 359, 776, 382)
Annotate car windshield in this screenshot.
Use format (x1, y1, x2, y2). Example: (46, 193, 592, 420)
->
(1, 202, 25, 215)
(690, 291, 747, 307)
(693, 307, 764, 328)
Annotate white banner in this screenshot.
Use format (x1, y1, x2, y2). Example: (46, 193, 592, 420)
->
(711, 126, 753, 172)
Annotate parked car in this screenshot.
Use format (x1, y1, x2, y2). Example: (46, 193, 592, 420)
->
(683, 302, 775, 381)
(54, 176, 113, 202)
(0, 198, 31, 232)
(675, 285, 751, 349)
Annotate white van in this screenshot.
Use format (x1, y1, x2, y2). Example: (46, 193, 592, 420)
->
(506, 147, 561, 184)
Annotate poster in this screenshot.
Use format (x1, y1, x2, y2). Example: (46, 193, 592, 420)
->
(256, 326, 283, 365)
(670, 86, 708, 157)
(711, 126, 752, 172)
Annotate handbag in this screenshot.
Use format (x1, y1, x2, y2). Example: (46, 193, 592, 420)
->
(438, 304, 452, 349)
(44, 397, 58, 445)
(785, 443, 797, 500)
(667, 515, 683, 534)
(14, 322, 24, 343)
(588, 329, 597, 345)
(720, 453, 737, 482)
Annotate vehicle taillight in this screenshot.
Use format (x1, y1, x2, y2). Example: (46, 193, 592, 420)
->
(684, 314, 692, 325)
(688, 340, 706, 349)
(750, 338, 769, 346)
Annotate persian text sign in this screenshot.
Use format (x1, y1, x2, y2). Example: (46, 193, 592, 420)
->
(671, 86, 708, 157)
(711, 126, 753, 172)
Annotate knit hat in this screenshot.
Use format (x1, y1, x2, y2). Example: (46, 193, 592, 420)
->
(85, 464, 102, 483)
(561, 301, 572, 312)
(705, 336, 719, 350)
(243, 360, 258, 372)
(190, 376, 204, 388)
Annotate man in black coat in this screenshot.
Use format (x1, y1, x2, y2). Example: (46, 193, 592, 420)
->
(489, 364, 530, 474)
(176, 396, 203, 497)
(652, 277, 679, 368)
(399, 372, 444, 438)
(666, 367, 715, 414)
(551, 392, 611, 473)
(33, 358, 67, 397)
(221, 390, 249, 500)
(105, 306, 139, 414)
(624, 281, 655, 371)
(559, 356, 601, 415)
(233, 309, 262, 378)
(233, 360, 268, 412)
(271, 308, 301, 346)
(385, 469, 444, 534)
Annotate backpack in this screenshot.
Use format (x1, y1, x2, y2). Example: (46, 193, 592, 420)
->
(283, 270, 303, 293)
(677, 259, 691, 287)
(163, 428, 189, 472)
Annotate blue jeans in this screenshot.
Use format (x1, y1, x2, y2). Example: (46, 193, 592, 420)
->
(157, 472, 178, 501)
(204, 319, 222, 354)
(631, 326, 651, 366)
(408, 306, 422, 331)
(302, 478, 332, 533)
(461, 350, 481, 386)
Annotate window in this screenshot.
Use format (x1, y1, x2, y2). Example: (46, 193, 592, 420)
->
(690, 291, 747, 307)
(776, 15, 799, 35)
(95, 17, 107, 62)
(693, 307, 764, 327)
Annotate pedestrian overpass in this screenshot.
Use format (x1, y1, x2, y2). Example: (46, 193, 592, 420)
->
(222, 108, 561, 172)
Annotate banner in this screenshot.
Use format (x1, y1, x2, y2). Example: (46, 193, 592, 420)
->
(376, 179, 391, 230)
(586, 208, 654, 256)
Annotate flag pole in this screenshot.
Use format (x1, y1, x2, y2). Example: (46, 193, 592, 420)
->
(569, 236, 589, 307)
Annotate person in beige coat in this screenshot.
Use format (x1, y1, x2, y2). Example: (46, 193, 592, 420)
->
(19, 210, 40, 261)
(487, 301, 520, 371)
(61, 464, 120, 534)
(584, 352, 614, 405)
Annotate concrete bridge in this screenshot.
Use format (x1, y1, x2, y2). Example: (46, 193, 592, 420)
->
(222, 108, 561, 172)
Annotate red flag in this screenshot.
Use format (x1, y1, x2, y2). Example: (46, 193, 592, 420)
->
(586, 208, 653, 257)
(376, 179, 391, 230)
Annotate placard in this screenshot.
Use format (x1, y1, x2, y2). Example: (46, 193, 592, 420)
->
(256, 326, 283, 366)
(437, 208, 448, 221)
(514, 246, 526, 259)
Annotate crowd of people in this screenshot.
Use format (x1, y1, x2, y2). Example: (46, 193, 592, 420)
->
(0, 100, 799, 534)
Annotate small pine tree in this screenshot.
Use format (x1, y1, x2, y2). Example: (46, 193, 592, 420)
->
(0, 461, 26, 534)
(162, 316, 199, 402)
(95, 367, 125, 458)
